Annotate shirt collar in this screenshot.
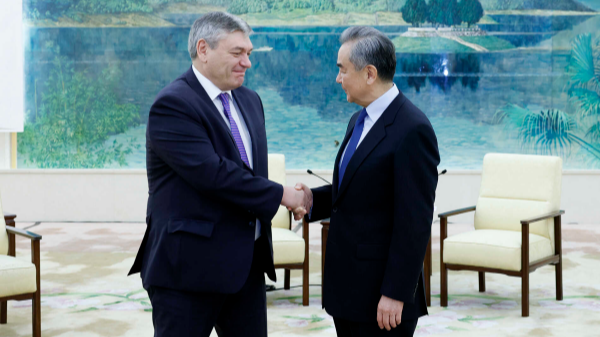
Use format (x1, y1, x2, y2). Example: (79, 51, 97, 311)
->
(365, 84, 399, 122)
(192, 65, 232, 101)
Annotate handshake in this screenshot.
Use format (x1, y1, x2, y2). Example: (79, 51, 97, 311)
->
(281, 183, 313, 221)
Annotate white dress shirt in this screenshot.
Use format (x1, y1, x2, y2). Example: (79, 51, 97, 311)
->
(339, 84, 400, 167)
(192, 65, 261, 240)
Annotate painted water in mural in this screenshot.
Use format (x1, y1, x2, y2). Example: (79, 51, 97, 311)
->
(18, 0, 600, 169)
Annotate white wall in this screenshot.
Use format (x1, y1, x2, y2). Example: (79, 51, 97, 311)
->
(0, 0, 24, 132)
(0, 170, 598, 224)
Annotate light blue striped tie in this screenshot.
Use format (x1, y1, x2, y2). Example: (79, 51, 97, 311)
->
(218, 93, 250, 167)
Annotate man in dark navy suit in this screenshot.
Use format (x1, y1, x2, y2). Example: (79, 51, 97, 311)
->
(129, 12, 310, 337)
(297, 27, 440, 336)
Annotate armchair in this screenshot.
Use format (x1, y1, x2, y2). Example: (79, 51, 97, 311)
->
(1, 199, 42, 336)
(439, 153, 563, 317)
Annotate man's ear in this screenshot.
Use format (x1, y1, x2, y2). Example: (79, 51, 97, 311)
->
(196, 39, 209, 63)
(365, 65, 378, 85)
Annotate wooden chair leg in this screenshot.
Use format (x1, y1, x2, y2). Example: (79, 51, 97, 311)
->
(522, 223, 530, 317)
(302, 217, 309, 306)
(478, 272, 485, 292)
(302, 261, 309, 306)
(284, 269, 291, 290)
(32, 240, 42, 336)
(1, 300, 7, 324)
(33, 292, 41, 337)
(441, 263, 448, 307)
(555, 215, 563, 301)
(440, 217, 448, 307)
(522, 271, 529, 317)
(556, 261, 563, 301)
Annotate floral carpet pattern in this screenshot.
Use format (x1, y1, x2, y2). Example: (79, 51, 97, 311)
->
(1, 222, 599, 336)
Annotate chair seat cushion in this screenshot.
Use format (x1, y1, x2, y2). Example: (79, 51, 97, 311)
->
(272, 228, 305, 265)
(443, 229, 554, 271)
(0, 255, 37, 298)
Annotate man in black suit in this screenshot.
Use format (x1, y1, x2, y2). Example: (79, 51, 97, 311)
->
(128, 12, 310, 337)
(297, 27, 440, 336)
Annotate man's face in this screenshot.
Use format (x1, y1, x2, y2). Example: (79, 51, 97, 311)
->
(203, 31, 253, 91)
(336, 42, 368, 106)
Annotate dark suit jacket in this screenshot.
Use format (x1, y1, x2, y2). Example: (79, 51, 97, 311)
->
(310, 91, 440, 322)
(129, 67, 283, 294)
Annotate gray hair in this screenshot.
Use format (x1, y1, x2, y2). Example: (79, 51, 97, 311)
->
(188, 12, 252, 59)
(339, 26, 396, 82)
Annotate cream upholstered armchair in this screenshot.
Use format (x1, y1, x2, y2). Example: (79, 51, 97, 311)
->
(0, 196, 42, 336)
(439, 153, 563, 317)
(268, 154, 309, 306)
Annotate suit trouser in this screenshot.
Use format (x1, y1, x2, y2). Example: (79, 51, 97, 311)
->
(147, 237, 268, 337)
(333, 316, 418, 337)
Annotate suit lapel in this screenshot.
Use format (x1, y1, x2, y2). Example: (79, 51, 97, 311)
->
(333, 93, 406, 205)
(185, 67, 256, 170)
(232, 90, 258, 172)
(185, 67, 239, 149)
(332, 113, 358, 200)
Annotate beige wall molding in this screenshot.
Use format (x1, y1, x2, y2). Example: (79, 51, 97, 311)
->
(0, 169, 598, 224)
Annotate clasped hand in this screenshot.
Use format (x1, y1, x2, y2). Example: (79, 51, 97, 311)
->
(281, 183, 313, 221)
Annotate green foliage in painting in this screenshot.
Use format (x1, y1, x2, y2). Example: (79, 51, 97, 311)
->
(494, 33, 600, 162)
(385, 0, 406, 12)
(18, 56, 140, 168)
(587, 122, 600, 143)
(567, 34, 600, 147)
(334, 0, 386, 13)
(228, 0, 270, 14)
(428, 0, 460, 27)
(494, 105, 600, 159)
(401, 0, 428, 27)
(310, 0, 335, 12)
(271, 0, 312, 11)
(25, 0, 152, 20)
(459, 0, 484, 27)
(228, 0, 336, 14)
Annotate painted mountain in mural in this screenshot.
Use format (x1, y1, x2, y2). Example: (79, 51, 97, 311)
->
(576, 0, 600, 11)
(479, 0, 594, 11)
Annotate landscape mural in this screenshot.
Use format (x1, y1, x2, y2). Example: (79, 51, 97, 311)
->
(18, 0, 600, 169)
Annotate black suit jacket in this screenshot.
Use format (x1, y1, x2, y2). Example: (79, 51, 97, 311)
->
(310, 91, 440, 322)
(129, 67, 283, 294)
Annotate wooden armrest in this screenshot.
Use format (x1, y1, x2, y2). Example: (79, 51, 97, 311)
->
(6, 226, 42, 241)
(4, 212, 16, 226)
(521, 210, 565, 225)
(438, 206, 476, 218)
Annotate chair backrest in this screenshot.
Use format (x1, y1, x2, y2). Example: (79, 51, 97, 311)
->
(474, 153, 562, 249)
(0, 192, 8, 255)
(268, 154, 290, 230)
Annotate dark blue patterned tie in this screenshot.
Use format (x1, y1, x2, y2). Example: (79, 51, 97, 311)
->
(338, 108, 368, 189)
(218, 93, 250, 167)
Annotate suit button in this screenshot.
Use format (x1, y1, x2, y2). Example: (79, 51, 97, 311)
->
(249, 221, 255, 227)
(333, 207, 338, 213)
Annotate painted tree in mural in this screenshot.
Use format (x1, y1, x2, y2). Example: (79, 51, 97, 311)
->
(493, 33, 600, 163)
(401, 0, 429, 28)
(428, 0, 460, 27)
(459, 0, 484, 27)
(228, 0, 269, 14)
(18, 56, 140, 168)
(310, 0, 335, 12)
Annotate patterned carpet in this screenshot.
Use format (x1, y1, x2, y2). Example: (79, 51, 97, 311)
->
(1, 221, 599, 337)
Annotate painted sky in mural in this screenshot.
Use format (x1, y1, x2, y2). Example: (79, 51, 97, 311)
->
(18, 0, 600, 169)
